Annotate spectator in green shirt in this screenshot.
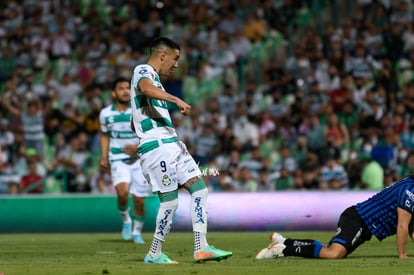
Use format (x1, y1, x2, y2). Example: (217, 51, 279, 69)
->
(360, 153, 384, 190)
(275, 167, 294, 190)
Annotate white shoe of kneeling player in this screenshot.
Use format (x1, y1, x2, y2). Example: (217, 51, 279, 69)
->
(255, 243, 286, 259)
(270, 232, 286, 244)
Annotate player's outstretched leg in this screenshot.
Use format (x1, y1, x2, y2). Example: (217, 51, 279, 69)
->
(194, 245, 234, 263)
(256, 243, 286, 259)
(256, 232, 323, 259)
(188, 178, 233, 263)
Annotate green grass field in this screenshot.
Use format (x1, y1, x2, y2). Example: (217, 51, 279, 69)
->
(1, 231, 414, 275)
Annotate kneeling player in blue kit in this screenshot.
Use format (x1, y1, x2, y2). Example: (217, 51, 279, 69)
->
(256, 175, 414, 259)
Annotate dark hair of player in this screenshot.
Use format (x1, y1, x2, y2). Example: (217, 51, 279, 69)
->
(111, 77, 129, 91)
(149, 37, 180, 54)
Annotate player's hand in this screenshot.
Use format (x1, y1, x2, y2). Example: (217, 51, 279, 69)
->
(175, 98, 191, 116)
(99, 159, 109, 172)
(123, 144, 138, 156)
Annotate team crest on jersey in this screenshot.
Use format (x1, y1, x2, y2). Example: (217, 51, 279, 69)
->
(162, 175, 171, 186)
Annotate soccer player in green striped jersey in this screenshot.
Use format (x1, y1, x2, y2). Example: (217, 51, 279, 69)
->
(99, 77, 152, 244)
(130, 37, 232, 264)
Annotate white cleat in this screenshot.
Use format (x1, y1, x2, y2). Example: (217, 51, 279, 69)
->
(255, 243, 286, 259)
(270, 232, 286, 244)
(256, 247, 273, 259)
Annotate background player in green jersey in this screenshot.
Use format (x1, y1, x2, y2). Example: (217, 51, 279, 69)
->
(99, 77, 152, 244)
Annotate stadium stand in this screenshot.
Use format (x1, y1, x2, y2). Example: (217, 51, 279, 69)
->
(0, 0, 412, 194)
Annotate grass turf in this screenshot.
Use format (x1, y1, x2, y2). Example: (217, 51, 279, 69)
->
(1, 231, 414, 275)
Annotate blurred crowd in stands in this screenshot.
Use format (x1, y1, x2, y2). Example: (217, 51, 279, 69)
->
(1, 0, 414, 194)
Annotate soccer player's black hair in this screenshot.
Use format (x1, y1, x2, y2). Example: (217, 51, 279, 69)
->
(149, 37, 180, 54)
(111, 77, 129, 91)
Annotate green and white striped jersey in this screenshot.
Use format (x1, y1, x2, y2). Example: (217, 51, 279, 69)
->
(22, 111, 45, 141)
(130, 64, 178, 145)
(99, 104, 138, 161)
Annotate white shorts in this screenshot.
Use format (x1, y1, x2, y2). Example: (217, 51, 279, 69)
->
(140, 141, 201, 193)
(110, 159, 152, 197)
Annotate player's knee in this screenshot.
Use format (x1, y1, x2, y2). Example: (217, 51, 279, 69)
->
(331, 251, 347, 259)
(160, 197, 178, 212)
(118, 190, 129, 200)
(191, 186, 208, 198)
(133, 196, 145, 208)
(170, 198, 179, 211)
(187, 178, 207, 194)
(159, 190, 179, 204)
(326, 247, 347, 259)
(115, 183, 129, 199)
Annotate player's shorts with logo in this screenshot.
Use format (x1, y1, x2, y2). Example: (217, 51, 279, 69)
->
(110, 158, 152, 197)
(328, 206, 373, 255)
(139, 140, 201, 193)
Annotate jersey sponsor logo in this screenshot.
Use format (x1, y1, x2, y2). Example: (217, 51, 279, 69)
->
(406, 190, 414, 201)
(110, 131, 137, 139)
(153, 99, 168, 108)
(139, 69, 148, 75)
(134, 95, 169, 109)
(162, 175, 171, 186)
